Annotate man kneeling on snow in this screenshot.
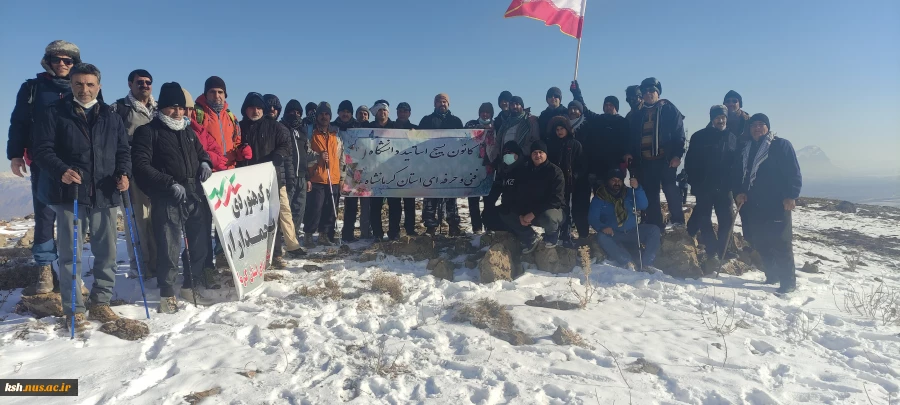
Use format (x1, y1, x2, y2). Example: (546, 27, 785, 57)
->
(498, 140, 566, 254)
(589, 168, 660, 271)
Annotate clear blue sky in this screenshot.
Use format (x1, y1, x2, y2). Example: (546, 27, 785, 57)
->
(1, 0, 898, 172)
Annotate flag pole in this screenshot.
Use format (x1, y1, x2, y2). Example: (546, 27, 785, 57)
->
(573, 0, 587, 80)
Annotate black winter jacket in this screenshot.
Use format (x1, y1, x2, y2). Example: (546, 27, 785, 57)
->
(546, 134, 584, 192)
(417, 111, 464, 130)
(393, 120, 418, 130)
(627, 100, 686, 161)
(332, 117, 363, 132)
(569, 88, 629, 176)
(32, 96, 131, 208)
(131, 118, 212, 200)
(283, 120, 311, 181)
(238, 118, 293, 188)
(733, 134, 802, 221)
(509, 160, 565, 216)
(684, 126, 739, 195)
(7, 73, 71, 160)
(538, 105, 569, 142)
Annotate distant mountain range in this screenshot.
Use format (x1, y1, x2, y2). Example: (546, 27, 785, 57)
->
(0, 171, 33, 220)
(797, 145, 842, 178)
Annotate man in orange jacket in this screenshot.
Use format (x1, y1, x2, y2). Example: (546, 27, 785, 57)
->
(303, 102, 345, 246)
(193, 76, 243, 169)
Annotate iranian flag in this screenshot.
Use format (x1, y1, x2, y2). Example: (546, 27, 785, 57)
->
(504, 0, 587, 39)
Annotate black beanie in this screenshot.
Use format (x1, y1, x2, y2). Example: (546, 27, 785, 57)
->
(285, 99, 303, 115)
(157, 82, 186, 109)
(305, 102, 317, 113)
(316, 101, 332, 117)
(604, 167, 626, 182)
(640, 77, 661, 95)
(710, 105, 728, 121)
(724, 90, 743, 108)
(502, 140, 523, 156)
(546, 87, 562, 100)
(204, 76, 227, 97)
(626, 85, 642, 99)
(510, 96, 524, 107)
(750, 113, 770, 129)
(241, 92, 266, 114)
(397, 102, 411, 111)
(603, 96, 620, 112)
(498, 91, 513, 105)
(478, 102, 494, 116)
(338, 100, 353, 113)
(567, 100, 583, 112)
(128, 69, 152, 83)
(531, 140, 548, 154)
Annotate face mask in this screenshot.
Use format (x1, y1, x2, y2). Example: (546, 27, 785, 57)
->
(478, 118, 492, 125)
(503, 154, 516, 165)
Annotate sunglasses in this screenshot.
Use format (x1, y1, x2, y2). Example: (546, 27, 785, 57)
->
(134, 80, 152, 86)
(50, 56, 74, 66)
(724, 98, 739, 104)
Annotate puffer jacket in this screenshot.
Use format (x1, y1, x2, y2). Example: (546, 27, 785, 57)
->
(238, 117, 293, 189)
(684, 126, 738, 195)
(7, 72, 72, 163)
(508, 160, 565, 216)
(31, 95, 131, 208)
(195, 95, 241, 169)
(131, 118, 212, 200)
(546, 132, 584, 191)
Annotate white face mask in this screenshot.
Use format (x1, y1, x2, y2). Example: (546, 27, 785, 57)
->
(503, 153, 516, 165)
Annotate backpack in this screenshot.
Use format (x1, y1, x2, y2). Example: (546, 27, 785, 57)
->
(114, 99, 130, 123)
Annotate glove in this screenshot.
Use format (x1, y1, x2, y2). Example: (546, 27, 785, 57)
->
(570, 80, 579, 92)
(238, 144, 253, 161)
(199, 162, 212, 181)
(170, 184, 186, 202)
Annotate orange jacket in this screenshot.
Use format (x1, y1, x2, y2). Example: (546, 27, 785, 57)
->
(308, 125, 344, 185)
(195, 96, 241, 169)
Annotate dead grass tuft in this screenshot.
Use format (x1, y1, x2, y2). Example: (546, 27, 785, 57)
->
(371, 272, 404, 303)
(454, 298, 533, 345)
(296, 271, 342, 301)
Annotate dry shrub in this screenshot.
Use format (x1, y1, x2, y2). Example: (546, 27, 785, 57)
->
(454, 298, 533, 345)
(568, 246, 596, 309)
(551, 325, 594, 349)
(357, 299, 372, 312)
(183, 387, 222, 404)
(296, 271, 342, 301)
(835, 281, 899, 326)
(371, 272, 404, 303)
(369, 338, 410, 378)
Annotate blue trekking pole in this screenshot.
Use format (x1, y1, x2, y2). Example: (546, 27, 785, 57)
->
(122, 188, 150, 319)
(70, 169, 80, 339)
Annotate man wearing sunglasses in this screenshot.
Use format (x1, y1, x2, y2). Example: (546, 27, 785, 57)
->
(7, 40, 83, 296)
(109, 69, 158, 279)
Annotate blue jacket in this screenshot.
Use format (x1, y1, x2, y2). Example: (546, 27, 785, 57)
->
(32, 96, 131, 208)
(734, 135, 802, 220)
(588, 186, 648, 233)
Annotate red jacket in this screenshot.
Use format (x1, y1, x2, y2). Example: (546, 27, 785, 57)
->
(190, 113, 227, 171)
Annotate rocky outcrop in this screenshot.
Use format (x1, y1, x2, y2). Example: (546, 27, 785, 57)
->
(654, 228, 703, 278)
(427, 258, 455, 281)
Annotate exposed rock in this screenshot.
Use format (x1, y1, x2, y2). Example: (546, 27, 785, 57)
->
(531, 244, 578, 274)
(19, 293, 64, 318)
(427, 258, 454, 281)
(357, 246, 383, 262)
(382, 235, 435, 261)
(24, 213, 35, 220)
(98, 318, 150, 341)
(800, 261, 821, 274)
(550, 326, 593, 348)
(718, 259, 752, 276)
(0, 233, 7, 247)
(479, 243, 513, 283)
(836, 201, 857, 214)
(264, 273, 285, 281)
(525, 295, 580, 311)
(268, 319, 299, 329)
(626, 358, 661, 375)
(16, 228, 35, 248)
(302, 264, 322, 272)
(492, 329, 534, 346)
(654, 228, 703, 279)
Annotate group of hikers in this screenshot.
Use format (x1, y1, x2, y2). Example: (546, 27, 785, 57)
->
(7, 40, 802, 331)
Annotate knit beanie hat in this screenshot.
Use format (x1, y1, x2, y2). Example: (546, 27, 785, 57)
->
(241, 92, 266, 114)
(502, 140, 524, 156)
(356, 105, 370, 119)
(749, 113, 770, 129)
(626, 85, 642, 99)
(498, 90, 513, 105)
(338, 100, 353, 113)
(478, 102, 494, 116)
(709, 105, 728, 121)
(724, 90, 743, 107)
(157, 82, 187, 110)
(263, 94, 282, 112)
(640, 77, 661, 95)
(546, 87, 562, 100)
(510, 96, 524, 107)
(397, 102, 411, 111)
(44, 40, 81, 63)
(531, 140, 548, 154)
(204, 76, 227, 97)
(567, 100, 583, 112)
(605, 167, 626, 182)
(305, 102, 318, 114)
(285, 99, 303, 115)
(182, 89, 195, 109)
(316, 101, 332, 117)
(548, 116, 572, 136)
(604, 96, 620, 112)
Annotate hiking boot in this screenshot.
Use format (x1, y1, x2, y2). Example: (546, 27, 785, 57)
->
(65, 313, 89, 333)
(271, 256, 287, 269)
(319, 236, 335, 247)
(522, 237, 541, 254)
(23, 264, 55, 296)
(181, 288, 217, 306)
(425, 227, 436, 236)
(158, 296, 178, 314)
(284, 247, 306, 258)
(304, 233, 315, 248)
(86, 303, 120, 322)
(543, 234, 559, 249)
(448, 225, 463, 237)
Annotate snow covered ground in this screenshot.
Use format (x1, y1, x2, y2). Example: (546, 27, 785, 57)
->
(1, 201, 898, 405)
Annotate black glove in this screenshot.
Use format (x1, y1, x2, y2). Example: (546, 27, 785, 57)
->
(170, 184, 186, 202)
(199, 162, 212, 182)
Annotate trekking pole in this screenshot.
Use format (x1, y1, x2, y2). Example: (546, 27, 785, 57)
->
(70, 169, 80, 339)
(122, 188, 150, 319)
(717, 200, 742, 278)
(627, 167, 644, 272)
(180, 203, 198, 307)
(325, 151, 342, 247)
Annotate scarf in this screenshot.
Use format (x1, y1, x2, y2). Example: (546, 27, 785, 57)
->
(595, 185, 628, 227)
(498, 111, 532, 150)
(208, 101, 225, 114)
(741, 131, 775, 189)
(281, 115, 303, 130)
(429, 109, 450, 128)
(159, 113, 188, 131)
(127, 92, 157, 118)
(570, 115, 585, 133)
